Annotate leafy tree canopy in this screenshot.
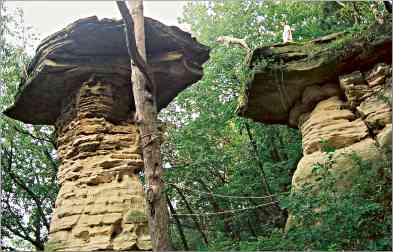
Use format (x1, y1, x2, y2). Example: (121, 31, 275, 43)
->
(0, 1, 391, 251)
(1, 6, 58, 251)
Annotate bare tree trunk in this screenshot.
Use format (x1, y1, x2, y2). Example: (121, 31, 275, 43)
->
(128, 1, 171, 250)
(117, 1, 171, 250)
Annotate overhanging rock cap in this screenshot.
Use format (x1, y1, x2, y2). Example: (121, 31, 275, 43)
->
(238, 21, 391, 127)
(4, 16, 210, 124)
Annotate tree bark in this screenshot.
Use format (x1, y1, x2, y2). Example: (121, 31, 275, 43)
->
(117, 1, 171, 250)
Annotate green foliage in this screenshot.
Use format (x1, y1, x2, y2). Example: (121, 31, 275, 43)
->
(162, 0, 310, 250)
(126, 210, 148, 223)
(160, 1, 391, 250)
(225, 144, 391, 251)
(1, 1, 391, 251)
(282, 146, 392, 250)
(1, 6, 58, 251)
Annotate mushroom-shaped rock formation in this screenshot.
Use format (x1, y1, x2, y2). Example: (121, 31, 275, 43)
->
(4, 15, 209, 125)
(238, 21, 391, 230)
(239, 28, 391, 126)
(4, 16, 209, 251)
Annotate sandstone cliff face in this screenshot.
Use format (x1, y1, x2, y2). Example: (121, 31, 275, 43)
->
(294, 61, 392, 189)
(287, 62, 391, 230)
(299, 96, 369, 155)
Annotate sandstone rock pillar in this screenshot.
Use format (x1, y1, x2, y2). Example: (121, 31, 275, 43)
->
(293, 63, 391, 189)
(3, 15, 209, 252)
(286, 63, 392, 229)
(236, 21, 391, 233)
(46, 75, 151, 251)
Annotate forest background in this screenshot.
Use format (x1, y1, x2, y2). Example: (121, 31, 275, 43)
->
(1, 1, 391, 251)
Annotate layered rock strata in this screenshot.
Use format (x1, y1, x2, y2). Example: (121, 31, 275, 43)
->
(4, 16, 210, 125)
(3, 16, 209, 251)
(46, 76, 151, 251)
(237, 21, 391, 231)
(289, 62, 391, 229)
(238, 20, 391, 125)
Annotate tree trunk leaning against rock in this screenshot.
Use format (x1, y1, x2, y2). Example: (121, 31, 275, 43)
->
(117, 1, 171, 250)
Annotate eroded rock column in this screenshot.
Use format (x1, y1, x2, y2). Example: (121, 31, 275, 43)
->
(287, 62, 391, 229)
(46, 75, 151, 251)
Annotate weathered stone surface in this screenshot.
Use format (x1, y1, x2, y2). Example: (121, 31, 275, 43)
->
(339, 70, 366, 89)
(344, 84, 374, 108)
(235, 20, 392, 234)
(286, 137, 383, 231)
(238, 20, 391, 125)
(4, 16, 209, 125)
(356, 88, 391, 130)
(2, 13, 208, 252)
(46, 76, 151, 251)
(376, 124, 392, 148)
(339, 70, 374, 108)
(286, 59, 392, 229)
(301, 83, 341, 105)
(300, 96, 369, 155)
(292, 137, 382, 191)
(365, 63, 390, 87)
(288, 83, 342, 127)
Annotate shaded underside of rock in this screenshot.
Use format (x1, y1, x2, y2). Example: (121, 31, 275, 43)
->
(4, 16, 209, 125)
(238, 21, 391, 126)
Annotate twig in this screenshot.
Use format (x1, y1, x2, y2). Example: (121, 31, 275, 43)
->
(216, 36, 251, 53)
(171, 201, 279, 216)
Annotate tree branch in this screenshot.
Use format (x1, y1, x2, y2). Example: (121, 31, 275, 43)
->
(3, 222, 43, 250)
(166, 194, 189, 250)
(3, 199, 39, 248)
(3, 148, 50, 230)
(11, 124, 55, 148)
(334, 1, 346, 8)
(116, 1, 155, 95)
(171, 184, 209, 245)
(216, 36, 251, 52)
